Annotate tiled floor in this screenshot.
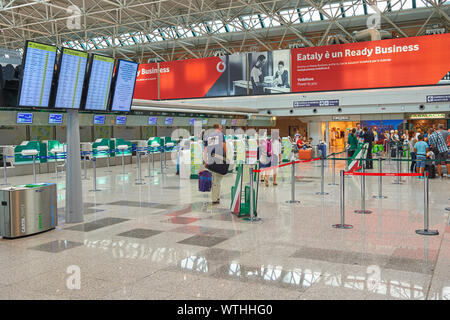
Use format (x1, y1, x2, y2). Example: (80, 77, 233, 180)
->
(0, 155, 449, 300)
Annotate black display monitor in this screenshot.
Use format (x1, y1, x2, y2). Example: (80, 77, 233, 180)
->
(148, 117, 157, 125)
(53, 47, 88, 109)
(17, 112, 33, 124)
(116, 115, 127, 125)
(48, 113, 63, 124)
(83, 54, 115, 111)
(93, 114, 105, 125)
(165, 117, 173, 125)
(109, 59, 139, 112)
(18, 41, 57, 108)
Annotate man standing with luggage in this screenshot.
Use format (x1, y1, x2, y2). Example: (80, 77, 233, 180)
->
(362, 127, 374, 169)
(427, 126, 449, 179)
(203, 124, 227, 204)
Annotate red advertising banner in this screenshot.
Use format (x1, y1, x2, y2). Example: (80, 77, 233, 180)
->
(291, 33, 450, 93)
(134, 63, 159, 100)
(159, 57, 226, 100)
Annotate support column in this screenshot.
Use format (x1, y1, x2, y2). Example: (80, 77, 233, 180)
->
(65, 110, 84, 223)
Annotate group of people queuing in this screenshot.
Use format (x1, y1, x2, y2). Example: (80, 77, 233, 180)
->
(345, 123, 449, 178)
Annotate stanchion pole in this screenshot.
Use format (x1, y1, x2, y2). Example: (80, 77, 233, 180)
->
(316, 157, 329, 195)
(54, 152, 59, 179)
(105, 149, 112, 173)
(247, 166, 261, 222)
(32, 154, 37, 184)
(145, 148, 151, 178)
(152, 147, 155, 175)
(89, 157, 100, 192)
(355, 164, 372, 214)
(333, 170, 353, 229)
(329, 156, 338, 186)
(82, 153, 88, 180)
(135, 149, 145, 185)
(416, 174, 438, 235)
(159, 147, 164, 174)
(2, 152, 10, 186)
(164, 145, 167, 169)
(286, 161, 301, 204)
(373, 157, 387, 199)
(392, 149, 403, 185)
(121, 149, 126, 175)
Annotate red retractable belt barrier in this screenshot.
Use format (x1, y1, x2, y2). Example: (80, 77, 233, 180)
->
(253, 157, 322, 173)
(344, 172, 428, 177)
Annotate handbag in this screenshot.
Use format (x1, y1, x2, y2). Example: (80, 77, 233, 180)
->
(206, 154, 229, 175)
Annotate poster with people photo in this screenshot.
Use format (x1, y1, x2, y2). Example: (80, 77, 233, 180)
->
(248, 50, 291, 95)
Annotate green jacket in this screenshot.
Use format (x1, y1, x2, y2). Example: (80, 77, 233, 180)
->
(348, 134, 358, 151)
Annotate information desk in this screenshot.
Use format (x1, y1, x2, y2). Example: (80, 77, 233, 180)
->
(0, 183, 57, 239)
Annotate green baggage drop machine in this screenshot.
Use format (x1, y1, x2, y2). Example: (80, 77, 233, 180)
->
(230, 163, 259, 218)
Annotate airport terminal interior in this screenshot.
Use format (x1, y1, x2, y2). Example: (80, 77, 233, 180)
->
(0, 0, 449, 301)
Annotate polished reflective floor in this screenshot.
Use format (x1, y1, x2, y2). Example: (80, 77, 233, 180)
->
(0, 156, 449, 300)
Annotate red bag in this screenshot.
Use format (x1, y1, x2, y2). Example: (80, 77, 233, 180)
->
(298, 149, 312, 160)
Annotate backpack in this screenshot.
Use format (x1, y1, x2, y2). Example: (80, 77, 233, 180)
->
(198, 170, 212, 192)
(266, 139, 272, 157)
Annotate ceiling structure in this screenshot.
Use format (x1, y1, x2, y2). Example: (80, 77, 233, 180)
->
(0, 0, 448, 63)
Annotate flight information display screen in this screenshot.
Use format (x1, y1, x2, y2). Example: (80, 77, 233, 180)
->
(189, 118, 197, 125)
(116, 115, 127, 125)
(165, 117, 173, 125)
(17, 112, 33, 124)
(18, 41, 57, 108)
(231, 119, 237, 125)
(110, 59, 139, 112)
(54, 48, 88, 109)
(221, 119, 227, 125)
(49, 113, 63, 124)
(93, 115, 105, 125)
(148, 117, 157, 125)
(84, 54, 115, 110)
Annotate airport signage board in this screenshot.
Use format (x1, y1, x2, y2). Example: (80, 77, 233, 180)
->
(293, 100, 339, 108)
(291, 33, 450, 93)
(426, 95, 450, 103)
(409, 114, 445, 119)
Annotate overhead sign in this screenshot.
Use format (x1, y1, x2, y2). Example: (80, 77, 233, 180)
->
(426, 95, 450, 103)
(291, 33, 450, 93)
(410, 113, 446, 119)
(332, 116, 350, 121)
(293, 100, 339, 108)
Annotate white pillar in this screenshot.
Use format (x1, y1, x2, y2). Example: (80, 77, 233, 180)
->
(65, 110, 84, 223)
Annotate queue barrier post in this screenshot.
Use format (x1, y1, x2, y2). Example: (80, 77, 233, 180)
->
(135, 148, 145, 185)
(145, 147, 152, 178)
(152, 147, 156, 175)
(82, 153, 89, 180)
(328, 156, 338, 186)
(416, 173, 439, 236)
(373, 157, 387, 199)
(286, 161, 301, 204)
(316, 157, 329, 195)
(354, 164, 372, 214)
(2, 153, 10, 186)
(159, 147, 164, 174)
(247, 167, 261, 222)
(89, 157, 101, 192)
(332, 170, 353, 229)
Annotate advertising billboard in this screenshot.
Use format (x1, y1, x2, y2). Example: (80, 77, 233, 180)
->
(291, 33, 450, 93)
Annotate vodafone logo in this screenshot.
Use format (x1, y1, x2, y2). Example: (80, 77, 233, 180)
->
(216, 61, 226, 73)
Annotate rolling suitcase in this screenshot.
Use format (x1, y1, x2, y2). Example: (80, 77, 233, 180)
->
(198, 170, 212, 192)
(317, 143, 326, 159)
(425, 164, 436, 179)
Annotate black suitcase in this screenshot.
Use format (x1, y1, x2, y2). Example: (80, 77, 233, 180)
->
(390, 148, 396, 158)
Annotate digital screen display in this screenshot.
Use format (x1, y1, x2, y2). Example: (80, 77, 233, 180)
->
(85, 54, 115, 110)
(49, 113, 63, 124)
(116, 115, 127, 125)
(202, 119, 208, 125)
(231, 119, 237, 125)
(148, 117, 157, 125)
(54, 48, 88, 109)
(110, 60, 139, 112)
(221, 119, 227, 125)
(93, 115, 105, 125)
(189, 118, 196, 125)
(165, 117, 173, 125)
(17, 112, 33, 124)
(18, 41, 57, 108)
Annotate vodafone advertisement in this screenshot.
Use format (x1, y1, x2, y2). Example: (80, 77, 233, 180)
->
(291, 33, 450, 93)
(134, 57, 227, 100)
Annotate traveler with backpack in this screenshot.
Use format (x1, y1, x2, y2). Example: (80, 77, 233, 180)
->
(427, 126, 449, 179)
